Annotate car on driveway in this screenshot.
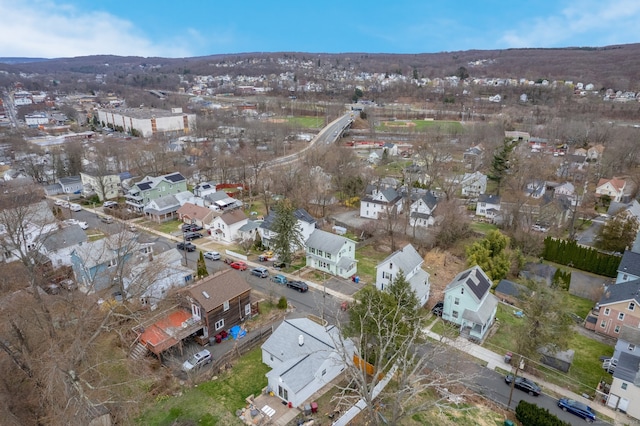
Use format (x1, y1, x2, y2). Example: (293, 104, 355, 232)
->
(557, 398, 596, 423)
(182, 223, 203, 232)
(100, 215, 114, 224)
(504, 375, 541, 396)
(251, 267, 269, 278)
(431, 301, 444, 316)
(181, 349, 212, 372)
(287, 280, 308, 292)
(271, 274, 288, 284)
(204, 251, 221, 261)
(177, 242, 196, 252)
(54, 199, 68, 207)
(69, 203, 82, 212)
(103, 201, 118, 208)
(183, 231, 203, 241)
(230, 261, 247, 271)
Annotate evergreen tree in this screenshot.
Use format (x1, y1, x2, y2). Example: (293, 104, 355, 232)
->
(595, 211, 640, 253)
(466, 229, 511, 282)
(271, 199, 305, 266)
(196, 251, 208, 279)
(488, 140, 516, 195)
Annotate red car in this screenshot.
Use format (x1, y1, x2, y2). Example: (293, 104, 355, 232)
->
(230, 261, 247, 271)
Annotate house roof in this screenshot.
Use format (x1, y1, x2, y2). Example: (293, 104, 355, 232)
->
(134, 172, 185, 191)
(218, 209, 247, 225)
(143, 194, 180, 214)
(445, 266, 492, 302)
(184, 269, 251, 312)
(42, 224, 88, 250)
(597, 177, 626, 192)
(599, 279, 640, 306)
(495, 279, 527, 298)
(58, 175, 81, 185)
(619, 325, 640, 346)
(305, 229, 354, 255)
(415, 191, 438, 209)
(612, 351, 640, 383)
(293, 208, 316, 224)
(238, 220, 261, 233)
(260, 208, 314, 231)
(478, 194, 500, 204)
(618, 251, 640, 278)
(462, 293, 498, 325)
(608, 200, 640, 218)
(177, 203, 212, 222)
(73, 231, 139, 269)
(379, 244, 423, 276)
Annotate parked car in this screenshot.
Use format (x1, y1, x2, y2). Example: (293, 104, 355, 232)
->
(230, 261, 247, 271)
(251, 267, 269, 278)
(271, 274, 288, 285)
(273, 261, 286, 269)
(504, 375, 541, 396)
(557, 398, 596, 423)
(54, 199, 68, 207)
(181, 349, 212, 372)
(177, 242, 196, 252)
(63, 218, 88, 230)
(183, 232, 203, 241)
(100, 215, 114, 224)
(103, 201, 118, 208)
(182, 223, 203, 232)
(69, 203, 82, 212)
(204, 251, 221, 261)
(287, 280, 308, 292)
(431, 301, 444, 316)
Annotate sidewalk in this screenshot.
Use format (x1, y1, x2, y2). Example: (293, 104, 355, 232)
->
(424, 322, 626, 425)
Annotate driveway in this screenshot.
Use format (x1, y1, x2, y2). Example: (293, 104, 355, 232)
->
(576, 221, 603, 246)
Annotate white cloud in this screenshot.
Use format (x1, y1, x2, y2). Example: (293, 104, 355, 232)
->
(0, 0, 193, 57)
(499, 0, 640, 48)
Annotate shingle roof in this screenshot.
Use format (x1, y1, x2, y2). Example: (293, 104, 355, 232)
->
(293, 208, 316, 224)
(478, 194, 500, 204)
(600, 279, 640, 306)
(379, 244, 423, 276)
(619, 325, 640, 346)
(42, 225, 88, 250)
(445, 266, 492, 302)
(218, 209, 247, 225)
(462, 293, 498, 324)
(184, 269, 251, 312)
(305, 229, 354, 254)
(618, 251, 640, 278)
(613, 351, 640, 383)
(495, 279, 527, 298)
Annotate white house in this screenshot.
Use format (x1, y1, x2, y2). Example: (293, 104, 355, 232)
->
(360, 187, 403, 219)
(193, 182, 217, 198)
(305, 229, 357, 279)
(525, 180, 546, 199)
(409, 191, 438, 228)
(476, 194, 501, 220)
(210, 210, 248, 243)
(0, 200, 59, 263)
(80, 171, 123, 201)
(40, 224, 88, 267)
(554, 182, 575, 198)
(375, 244, 430, 306)
(607, 326, 640, 418)
(261, 318, 354, 408)
(596, 177, 627, 203)
(459, 171, 487, 197)
(58, 176, 83, 194)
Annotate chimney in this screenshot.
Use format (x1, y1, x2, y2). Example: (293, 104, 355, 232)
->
(298, 335, 304, 346)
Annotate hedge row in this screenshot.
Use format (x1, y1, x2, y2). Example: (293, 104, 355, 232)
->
(542, 237, 621, 277)
(516, 400, 570, 426)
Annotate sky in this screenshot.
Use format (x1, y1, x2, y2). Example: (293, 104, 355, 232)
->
(1, 0, 640, 58)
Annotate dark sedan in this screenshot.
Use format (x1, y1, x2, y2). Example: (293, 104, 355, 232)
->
(177, 242, 196, 252)
(504, 375, 541, 396)
(287, 280, 308, 292)
(557, 398, 596, 423)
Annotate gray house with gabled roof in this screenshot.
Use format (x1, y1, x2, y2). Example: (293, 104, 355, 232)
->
(143, 194, 181, 223)
(617, 250, 640, 284)
(442, 265, 498, 341)
(375, 244, 430, 306)
(607, 326, 640, 418)
(261, 318, 354, 407)
(305, 229, 356, 279)
(259, 208, 316, 249)
(409, 190, 438, 228)
(40, 224, 88, 267)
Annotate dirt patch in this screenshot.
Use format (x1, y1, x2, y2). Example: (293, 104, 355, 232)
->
(267, 118, 287, 123)
(423, 249, 466, 307)
(383, 120, 417, 127)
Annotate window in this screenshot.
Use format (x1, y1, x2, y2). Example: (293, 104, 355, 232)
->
(322, 369, 326, 376)
(223, 300, 230, 312)
(615, 325, 621, 333)
(389, 263, 393, 269)
(461, 288, 464, 295)
(108, 258, 117, 267)
(454, 297, 460, 305)
(622, 382, 628, 390)
(452, 311, 459, 319)
(326, 252, 331, 259)
(214, 319, 224, 330)
(619, 312, 625, 321)
(629, 344, 636, 351)
(630, 302, 636, 311)
(310, 248, 315, 254)
(278, 386, 288, 401)
(245, 304, 251, 316)
(382, 272, 392, 280)
(604, 308, 610, 316)
(624, 274, 628, 281)
(601, 321, 607, 328)
(318, 250, 323, 256)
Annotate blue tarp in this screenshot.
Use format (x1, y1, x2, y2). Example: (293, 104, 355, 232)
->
(230, 325, 246, 339)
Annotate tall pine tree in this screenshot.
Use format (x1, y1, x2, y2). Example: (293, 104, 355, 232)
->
(271, 199, 305, 266)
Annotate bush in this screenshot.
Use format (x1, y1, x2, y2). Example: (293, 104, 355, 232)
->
(277, 296, 288, 310)
(542, 237, 621, 277)
(515, 400, 570, 426)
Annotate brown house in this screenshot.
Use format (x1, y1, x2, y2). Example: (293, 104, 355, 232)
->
(585, 279, 640, 338)
(182, 269, 252, 341)
(177, 202, 215, 228)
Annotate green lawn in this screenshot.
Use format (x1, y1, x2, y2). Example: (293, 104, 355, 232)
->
(286, 116, 324, 128)
(566, 293, 595, 319)
(470, 222, 498, 235)
(376, 119, 463, 133)
(356, 245, 391, 284)
(137, 347, 269, 425)
(485, 303, 613, 395)
(141, 219, 181, 234)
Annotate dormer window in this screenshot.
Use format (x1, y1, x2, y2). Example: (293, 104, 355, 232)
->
(461, 288, 464, 295)
(389, 263, 393, 269)
(629, 302, 636, 311)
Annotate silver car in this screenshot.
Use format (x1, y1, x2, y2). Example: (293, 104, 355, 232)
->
(204, 251, 221, 261)
(182, 349, 212, 372)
